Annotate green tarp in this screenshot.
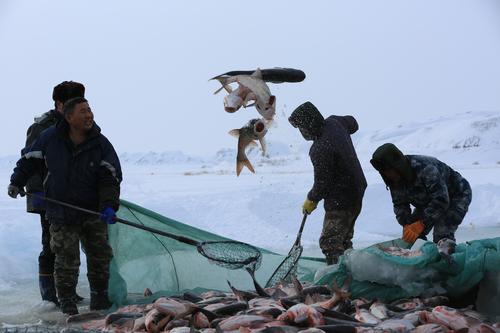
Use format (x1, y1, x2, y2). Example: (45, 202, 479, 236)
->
(109, 199, 500, 305)
(314, 237, 500, 302)
(108, 199, 325, 305)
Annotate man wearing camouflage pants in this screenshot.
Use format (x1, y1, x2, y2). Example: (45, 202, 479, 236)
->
(24, 81, 85, 306)
(289, 102, 367, 265)
(370, 143, 472, 254)
(8, 97, 122, 315)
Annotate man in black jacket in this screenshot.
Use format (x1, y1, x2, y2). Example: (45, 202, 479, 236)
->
(8, 97, 122, 315)
(24, 81, 85, 306)
(289, 102, 367, 264)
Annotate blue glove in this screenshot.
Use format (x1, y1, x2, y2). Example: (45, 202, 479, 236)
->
(32, 192, 46, 209)
(100, 207, 116, 224)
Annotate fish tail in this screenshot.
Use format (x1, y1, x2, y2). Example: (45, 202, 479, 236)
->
(236, 158, 255, 176)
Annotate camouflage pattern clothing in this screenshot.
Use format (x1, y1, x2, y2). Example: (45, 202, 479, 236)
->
(389, 155, 472, 242)
(50, 218, 113, 302)
(371, 144, 472, 243)
(319, 204, 362, 264)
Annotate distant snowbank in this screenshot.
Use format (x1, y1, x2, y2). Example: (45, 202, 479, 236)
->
(4, 111, 497, 171)
(355, 111, 500, 161)
(114, 111, 500, 172)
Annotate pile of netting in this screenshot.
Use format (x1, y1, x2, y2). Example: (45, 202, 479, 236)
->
(108, 200, 325, 306)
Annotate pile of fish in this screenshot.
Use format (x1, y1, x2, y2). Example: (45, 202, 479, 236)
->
(67, 278, 499, 333)
(210, 68, 305, 176)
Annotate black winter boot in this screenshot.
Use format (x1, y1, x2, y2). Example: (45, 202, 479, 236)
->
(90, 290, 112, 311)
(72, 293, 84, 303)
(39, 274, 59, 306)
(60, 299, 78, 315)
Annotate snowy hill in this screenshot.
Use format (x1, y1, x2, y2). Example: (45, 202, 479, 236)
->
(355, 111, 500, 167)
(118, 111, 500, 172)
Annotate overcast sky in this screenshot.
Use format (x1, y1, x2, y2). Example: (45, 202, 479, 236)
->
(1, 0, 499, 157)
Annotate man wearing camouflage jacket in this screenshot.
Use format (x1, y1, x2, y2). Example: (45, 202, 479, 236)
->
(24, 81, 85, 305)
(289, 101, 367, 265)
(370, 143, 472, 252)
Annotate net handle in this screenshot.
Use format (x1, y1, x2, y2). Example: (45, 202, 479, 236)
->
(294, 213, 307, 247)
(265, 213, 307, 288)
(21, 191, 199, 246)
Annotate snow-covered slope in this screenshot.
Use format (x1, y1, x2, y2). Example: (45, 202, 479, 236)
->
(355, 111, 500, 166)
(118, 110, 500, 171)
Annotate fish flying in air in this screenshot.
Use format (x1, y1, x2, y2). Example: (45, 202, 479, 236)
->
(212, 68, 276, 121)
(228, 118, 268, 176)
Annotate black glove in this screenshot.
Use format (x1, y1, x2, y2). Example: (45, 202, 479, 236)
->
(7, 184, 21, 198)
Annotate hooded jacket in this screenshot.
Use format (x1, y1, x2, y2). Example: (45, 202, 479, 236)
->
(307, 115, 367, 210)
(11, 120, 122, 223)
(371, 144, 471, 227)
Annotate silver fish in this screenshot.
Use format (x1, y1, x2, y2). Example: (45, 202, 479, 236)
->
(171, 327, 195, 333)
(193, 311, 210, 329)
(228, 118, 268, 176)
(154, 297, 197, 319)
(378, 245, 423, 257)
(369, 301, 388, 320)
(213, 68, 276, 121)
(313, 280, 350, 310)
(375, 319, 414, 333)
(412, 323, 448, 333)
(427, 306, 474, 333)
(165, 319, 189, 330)
(468, 323, 499, 333)
(354, 308, 380, 325)
(277, 304, 325, 327)
(133, 315, 147, 331)
(66, 311, 106, 324)
(218, 314, 273, 331)
(145, 308, 170, 333)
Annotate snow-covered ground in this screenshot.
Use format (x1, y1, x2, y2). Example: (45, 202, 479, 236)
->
(0, 111, 499, 324)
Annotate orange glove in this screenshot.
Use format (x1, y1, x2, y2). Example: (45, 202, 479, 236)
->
(402, 220, 425, 243)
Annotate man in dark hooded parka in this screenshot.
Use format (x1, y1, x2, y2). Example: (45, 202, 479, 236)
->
(289, 101, 367, 264)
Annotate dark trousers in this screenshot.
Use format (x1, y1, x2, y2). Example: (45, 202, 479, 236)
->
(39, 212, 55, 275)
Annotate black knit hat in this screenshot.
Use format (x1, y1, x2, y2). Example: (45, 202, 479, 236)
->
(288, 101, 325, 137)
(52, 81, 85, 104)
(371, 143, 413, 183)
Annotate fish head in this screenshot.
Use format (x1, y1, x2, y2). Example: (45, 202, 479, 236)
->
(252, 118, 268, 139)
(255, 95, 276, 121)
(224, 90, 244, 113)
(224, 85, 255, 113)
